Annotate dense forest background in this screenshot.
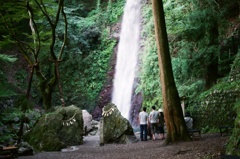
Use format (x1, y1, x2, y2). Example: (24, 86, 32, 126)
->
(0, 0, 239, 155)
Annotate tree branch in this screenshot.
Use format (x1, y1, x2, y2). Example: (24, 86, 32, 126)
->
(0, 13, 33, 64)
(58, 1, 68, 60)
(27, 1, 41, 60)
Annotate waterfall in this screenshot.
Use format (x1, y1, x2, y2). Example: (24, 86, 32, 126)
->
(112, 0, 141, 120)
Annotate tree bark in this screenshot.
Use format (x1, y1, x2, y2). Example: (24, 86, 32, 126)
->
(205, 20, 219, 89)
(151, 0, 191, 143)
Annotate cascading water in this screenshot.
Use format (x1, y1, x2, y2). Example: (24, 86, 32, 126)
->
(112, 0, 141, 120)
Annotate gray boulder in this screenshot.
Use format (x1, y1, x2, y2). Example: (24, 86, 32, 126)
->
(18, 142, 34, 156)
(24, 105, 83, 151)
(82, 110, 92, 134)
(103, 103, 137, 144)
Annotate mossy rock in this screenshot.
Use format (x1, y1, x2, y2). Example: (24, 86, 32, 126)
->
(103, 103, 136, 144)
(24, 105, 83, 151)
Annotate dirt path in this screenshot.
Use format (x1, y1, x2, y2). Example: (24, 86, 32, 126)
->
(19, 133, 228, 159)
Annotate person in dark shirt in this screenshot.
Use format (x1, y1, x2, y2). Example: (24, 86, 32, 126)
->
(158, 109, 165, 139)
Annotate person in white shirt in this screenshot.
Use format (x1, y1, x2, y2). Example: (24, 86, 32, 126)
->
(138, 107, 148, 141)
(184, 112, 193, 130)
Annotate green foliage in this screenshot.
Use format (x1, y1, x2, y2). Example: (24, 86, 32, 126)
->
(225, 50, 240, 155)
(1, 2, 240, 149)
(66, 15, 101, 55)
(87, 0, 124, 25)
(0, 54, 17, 63)
(0, 0, 69, 109)
(226, 100, 240, 156)
(64, 1, 89, 17)
(0, 105, 42, 144)
(0, 54, 18, 96)
(229, 49, 240, 82)
(163, 0, 236, 95)
(138, 0, 239, 107)
(137, 4, 162, 109)
(51, 0, 122, 110)
(177, 79, 205, 99)
(15, 70, 28, 92)
(0, 107, 21, 144)
(57, 27, 116, 111)
(14, 95, 33, 111)
(0, 0, 124, 111)
(188, 88, 239, 131)
(139, 4, 240, 150)
(186, 51, 240, 131)
(103, 0, 125, 24)
(0, 82, 17, 96)
(170, 7, 220, 83)
(185, 50, 240, 135)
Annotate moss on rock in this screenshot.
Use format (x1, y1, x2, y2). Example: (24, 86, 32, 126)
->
(24, 105, 83, 151)
(103, 103, 136, 144)
(226, 101, 240, 156)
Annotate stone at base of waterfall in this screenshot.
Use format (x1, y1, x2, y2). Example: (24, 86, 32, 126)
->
(24, 105, 84, 151)
(89, 120, 100, 136)
(103, 103, 137, 144)
(18, 142, 34, 156)
(61, 146, 79, 152)
(82, 110, 93, 134)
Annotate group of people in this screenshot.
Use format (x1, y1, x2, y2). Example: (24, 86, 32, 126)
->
(138, 106, 165, 141)
(138, 106, 194, 141)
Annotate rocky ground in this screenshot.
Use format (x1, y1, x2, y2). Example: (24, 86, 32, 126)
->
(18, 132, 230, 159)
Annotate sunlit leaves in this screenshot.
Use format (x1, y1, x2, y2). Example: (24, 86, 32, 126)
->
(0, 54, 17, 63)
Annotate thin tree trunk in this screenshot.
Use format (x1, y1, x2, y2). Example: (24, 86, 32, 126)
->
(151, 0, 191, 143)
(35, 63, 56, 110)
(17, 65, 34, 144)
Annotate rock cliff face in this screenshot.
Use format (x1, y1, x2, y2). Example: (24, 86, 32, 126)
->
(25, 105, 84, 151)
(91, 23, 120, 120)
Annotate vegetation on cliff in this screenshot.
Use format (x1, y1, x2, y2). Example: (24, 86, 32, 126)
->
(0, 0, 239, 155)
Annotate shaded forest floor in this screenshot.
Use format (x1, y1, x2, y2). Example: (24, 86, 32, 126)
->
(19, 133, 230, 159)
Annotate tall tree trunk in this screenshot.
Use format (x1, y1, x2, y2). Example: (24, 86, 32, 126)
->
(205, 20, 219, 89)
(151, 0, 191, 143)
(17, 65, 35, 144)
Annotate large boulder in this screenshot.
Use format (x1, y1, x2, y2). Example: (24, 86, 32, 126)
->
(103, 103, 137, 144)
(18, 142, 34, 156)
(24, 105, 84, 151)
(82, 110, 92, 134)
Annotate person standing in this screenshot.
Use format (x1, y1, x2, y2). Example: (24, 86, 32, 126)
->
(149, 106, 159, 140)
(158, 109, 165, 139)
(184, 112, 193, 130)
(138, 107, 148, 141)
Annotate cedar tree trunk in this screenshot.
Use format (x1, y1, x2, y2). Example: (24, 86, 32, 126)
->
(151, 0, 191, 143)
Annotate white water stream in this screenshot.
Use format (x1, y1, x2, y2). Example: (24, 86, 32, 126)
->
(111, 0, 141, 119)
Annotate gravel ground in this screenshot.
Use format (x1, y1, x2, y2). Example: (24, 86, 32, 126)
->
(19, 133, 228, 159)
